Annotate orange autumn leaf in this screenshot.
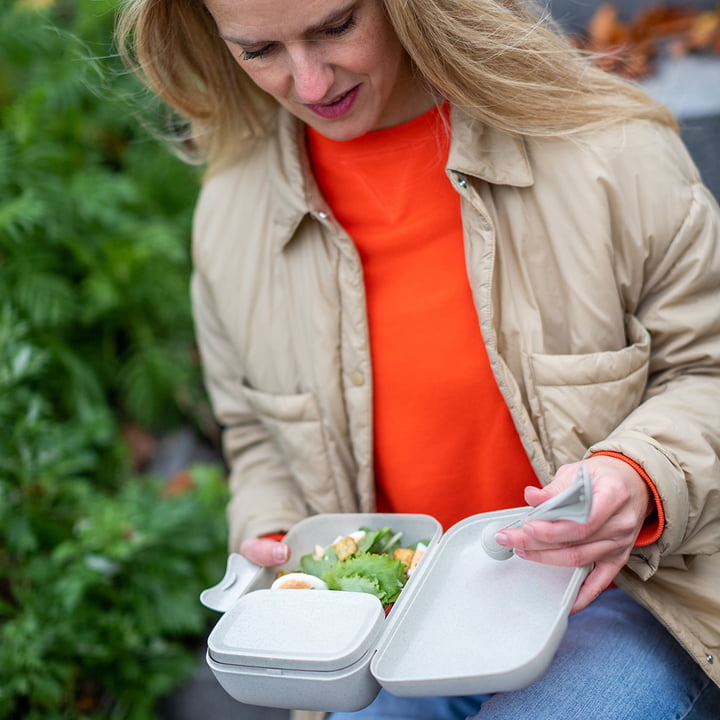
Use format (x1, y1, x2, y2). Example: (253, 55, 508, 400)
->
(588, 3, 624, 48)
(687, 11, 720, 51)
(577, 3, 720, 78)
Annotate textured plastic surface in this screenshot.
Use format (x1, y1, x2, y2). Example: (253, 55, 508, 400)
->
(371, 509, 590, 696)
(206, 647, 383, 713)
(208, 588, 385, 670)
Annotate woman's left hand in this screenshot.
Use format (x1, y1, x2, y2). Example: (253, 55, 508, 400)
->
(495, 456, 653, 613)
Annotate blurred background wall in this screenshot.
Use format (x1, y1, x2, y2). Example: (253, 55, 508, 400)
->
(549, 0, 720, 199)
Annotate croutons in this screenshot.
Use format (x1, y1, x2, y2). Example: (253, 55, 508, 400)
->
(393, 546, 425, 574)
(333, 536, 358, 561)
(393, 548, 415, 567)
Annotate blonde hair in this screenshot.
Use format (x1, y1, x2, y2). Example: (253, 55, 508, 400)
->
(115, 0, 677, 172)
(115, 0, 275, 166)
(384, 0, 676, 136)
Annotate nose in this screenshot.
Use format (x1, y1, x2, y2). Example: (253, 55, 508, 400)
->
(287, 44, 334, 104)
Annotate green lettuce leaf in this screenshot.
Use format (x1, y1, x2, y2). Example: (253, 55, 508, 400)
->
(299, 545, 338, 578)
(357, 526, 405, 556)
(322, 552, 406, 604)
(326, 574, 382, 596)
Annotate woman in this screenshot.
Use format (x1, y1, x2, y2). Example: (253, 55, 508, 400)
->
(117, 0, 720, 717)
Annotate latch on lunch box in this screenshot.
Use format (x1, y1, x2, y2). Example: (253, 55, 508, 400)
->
(481, 466, 593, 561)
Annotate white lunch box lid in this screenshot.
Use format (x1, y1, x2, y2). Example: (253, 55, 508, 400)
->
(370, 508, 590, 695)
(208, 588, 385, 672)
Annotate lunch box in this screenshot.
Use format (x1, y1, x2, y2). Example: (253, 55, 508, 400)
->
(201, 478, 592, 713)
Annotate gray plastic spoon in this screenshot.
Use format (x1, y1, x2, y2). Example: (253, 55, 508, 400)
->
(481, 465, 593, 561)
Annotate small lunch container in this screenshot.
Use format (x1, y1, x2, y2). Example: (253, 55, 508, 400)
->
(201, 494, 591, 712)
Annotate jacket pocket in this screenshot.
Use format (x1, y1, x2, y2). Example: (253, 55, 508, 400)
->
(524, 315, 650, 469)
(239, 384, 336, 504)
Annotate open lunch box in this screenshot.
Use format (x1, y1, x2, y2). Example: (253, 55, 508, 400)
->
(200, 472, 593, 712)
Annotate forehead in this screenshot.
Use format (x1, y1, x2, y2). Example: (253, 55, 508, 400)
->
(205, 0, 366, 40)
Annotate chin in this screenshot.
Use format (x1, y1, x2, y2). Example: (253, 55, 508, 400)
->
(306, 115, 378, 142)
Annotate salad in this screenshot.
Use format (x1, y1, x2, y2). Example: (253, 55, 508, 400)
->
(271, 527, 427, 609)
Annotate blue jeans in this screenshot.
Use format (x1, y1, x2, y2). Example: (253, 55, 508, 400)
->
(329, 588, 720, 720)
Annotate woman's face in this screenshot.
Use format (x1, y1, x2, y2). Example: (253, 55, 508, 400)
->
(203, 0, 435, 140)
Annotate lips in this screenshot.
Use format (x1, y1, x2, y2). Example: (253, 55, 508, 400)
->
(305, 85, 360, 119)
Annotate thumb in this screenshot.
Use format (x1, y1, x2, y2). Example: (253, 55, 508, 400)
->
(524, 484, 551, 507)
(240, 537, 291, 567)
(527, 462, 587, 507)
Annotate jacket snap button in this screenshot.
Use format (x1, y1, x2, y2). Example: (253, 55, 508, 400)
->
(351, 371, 365, 386)
(317, 211, 328, 220)
(707, 654, 714, 664)
(457, 178, 468, 189)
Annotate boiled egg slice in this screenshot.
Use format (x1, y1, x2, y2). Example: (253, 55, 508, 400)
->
(270, 572, 329, 591)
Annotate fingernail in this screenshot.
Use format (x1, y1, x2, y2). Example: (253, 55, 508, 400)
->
(515, 549, 527, 559)
(273, 545, 289, 563)
(495, 532, 510, 546)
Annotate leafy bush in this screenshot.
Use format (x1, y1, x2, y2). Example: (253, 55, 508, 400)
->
(0, 1, 229, 717)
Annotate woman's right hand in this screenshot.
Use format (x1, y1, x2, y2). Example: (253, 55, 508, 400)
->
(239, 537, 291, 567)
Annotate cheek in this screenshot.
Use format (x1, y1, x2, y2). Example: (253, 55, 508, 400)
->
(360, 31, 404, 83)
(239, 63, 285, 98)
(221, 43, 283, 96)
(365, 49, 400, 92)
(345, 42, 388, 81)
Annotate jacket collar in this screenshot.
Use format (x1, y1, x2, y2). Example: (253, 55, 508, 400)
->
(447, 106, 533, 188)
(270, 105, 534, 250)
(268, 110, 317, 244)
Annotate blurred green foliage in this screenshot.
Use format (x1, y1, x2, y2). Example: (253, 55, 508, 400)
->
(0, 0, 230, 717)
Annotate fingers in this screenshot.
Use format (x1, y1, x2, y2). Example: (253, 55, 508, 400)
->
(239, 537, 291, 567)
(509, 527, 629, 568)
(500, 482, 640, 565)
(570, 562, 620, 614)
(498, 457, 654, 612)
(516, 460, 648, 551)
(523, 485, 550, 507)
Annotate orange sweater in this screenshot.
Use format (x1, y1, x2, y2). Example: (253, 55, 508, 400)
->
(307, 105, 662, 542)
(308, 106, 539, 531)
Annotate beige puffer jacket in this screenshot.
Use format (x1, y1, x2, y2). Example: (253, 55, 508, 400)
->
(191, 107, 720, 700)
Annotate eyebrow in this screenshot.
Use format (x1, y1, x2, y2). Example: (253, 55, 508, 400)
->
(222, 0, 358, 47)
